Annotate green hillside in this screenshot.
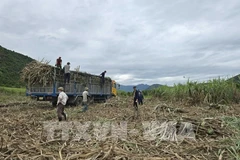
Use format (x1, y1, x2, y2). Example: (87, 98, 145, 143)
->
(228, 74, 240, 83)
(0, 45, 34, 87)
(227, 74, 240, 88)
(145, 84, 163, 90)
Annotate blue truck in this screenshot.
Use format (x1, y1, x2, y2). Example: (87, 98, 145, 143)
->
(24, 62, 118, 106)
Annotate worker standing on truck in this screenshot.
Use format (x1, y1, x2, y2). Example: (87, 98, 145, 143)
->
(82, 87, 89, 112)
(55, 57, 62, 69)
(100, 70, 107, 85)
(133, 86, 139, 118)
(57, 87, 68, 121)
(64, 62, 71, 84)
(55, 57, 62, 74)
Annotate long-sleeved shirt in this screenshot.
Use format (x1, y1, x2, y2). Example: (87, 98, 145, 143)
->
(133, 90, 139, 100)
(57, 91, 68, 105)
(82, 90, 89, 102)
(56, 58, 62, 65)
(100, 72, 106, 78)
(64, 64, 70, 73)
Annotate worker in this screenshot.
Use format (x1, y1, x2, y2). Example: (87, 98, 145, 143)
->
(64, 62, 70, 84)
(100, 70, 107, 85)
(57, 87, 68, 121)
(82, 87, 89, 112)
(55, 57, 62, 69)
(138, 90, 144, 105)
(133, 86, 139, 118)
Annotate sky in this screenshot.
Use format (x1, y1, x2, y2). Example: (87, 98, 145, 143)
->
(0, 0, 240, 86)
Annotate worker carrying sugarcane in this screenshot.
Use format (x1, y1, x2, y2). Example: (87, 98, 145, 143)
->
(100, 70, 107, 85)
(64, 62, 71, 84)
(55, 57, 62, 69)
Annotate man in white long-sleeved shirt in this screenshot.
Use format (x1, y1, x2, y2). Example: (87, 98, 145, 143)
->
(82, 87, 89, 112)
(57, 87, 68, 121)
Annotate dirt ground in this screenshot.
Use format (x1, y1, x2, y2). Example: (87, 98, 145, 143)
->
(0, 96, 240, 160)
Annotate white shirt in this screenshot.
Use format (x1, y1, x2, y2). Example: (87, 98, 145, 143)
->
(64, 64, 70, 73)
(57, 91, 68, 105)
(82, 90, 88, 102)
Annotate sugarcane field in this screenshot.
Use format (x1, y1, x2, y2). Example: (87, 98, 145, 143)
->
(0, 60, 240, 159)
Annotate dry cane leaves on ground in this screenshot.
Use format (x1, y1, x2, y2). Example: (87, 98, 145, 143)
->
(0, 97, 239, 159)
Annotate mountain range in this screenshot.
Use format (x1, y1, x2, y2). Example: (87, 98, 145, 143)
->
(119, 84, 162, 92)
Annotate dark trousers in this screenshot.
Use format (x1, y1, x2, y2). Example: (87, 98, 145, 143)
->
(64, 73, 70, 83)
(133, 98, 139, 118)
(133, 98, 138, 111)
(138, 99, 143, 105)
(101, 77, 105, 85)
(57, 103, 67, 121)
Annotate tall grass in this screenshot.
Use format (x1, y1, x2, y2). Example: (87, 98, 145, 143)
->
(0, 86, 26, 96)
(117, 90, 128, 97)
(0, 86, 27, 103)
(143, 78, 240, 104)
(223, 116, 240, 160)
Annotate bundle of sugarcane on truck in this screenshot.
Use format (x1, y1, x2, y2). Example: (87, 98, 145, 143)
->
(20, 60, 118, 106)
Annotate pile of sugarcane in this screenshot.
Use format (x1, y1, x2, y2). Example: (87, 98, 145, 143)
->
(20, 60, 112, 86)
(55, 71, 112, 86)
(20, 60, 54, 86)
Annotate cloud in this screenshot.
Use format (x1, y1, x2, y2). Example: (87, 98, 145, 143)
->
(0, 0, 240, 85)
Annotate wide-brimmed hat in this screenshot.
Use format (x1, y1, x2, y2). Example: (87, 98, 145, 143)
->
(85, 87, 88, 91)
